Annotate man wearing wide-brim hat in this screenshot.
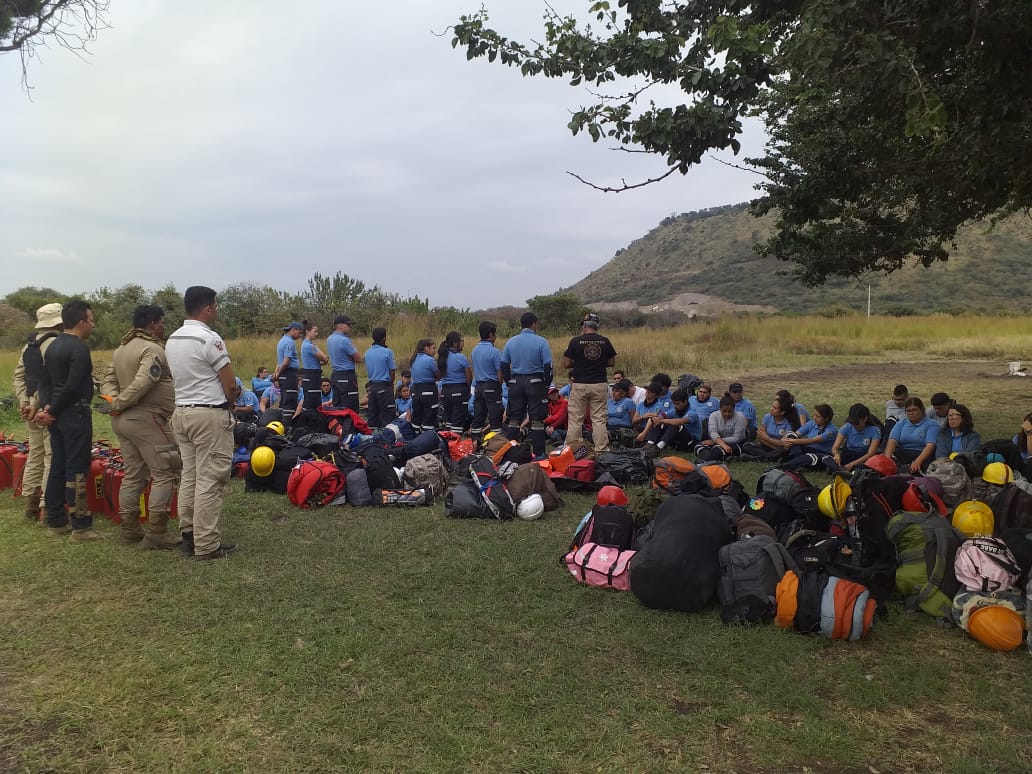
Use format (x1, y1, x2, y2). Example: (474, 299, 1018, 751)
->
(11, 302, 64, 524)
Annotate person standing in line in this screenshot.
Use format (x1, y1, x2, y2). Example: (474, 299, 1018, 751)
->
(299, 320, 329, 413)
(469, 321, 503, 446)
(364, 327, 397, 429)
(272, 321, 303, 425)
(409, 338, 440, 433)
(438, 331, 472, 434)
(326, 315, 363, 411)
(165, 286, 240, 560)
(11, 302, 63, 524)
(34, 300, 103, 542)
(99, 305, 181, 549)
(501, 312, 553, 458)
(562, 313, 616, 455)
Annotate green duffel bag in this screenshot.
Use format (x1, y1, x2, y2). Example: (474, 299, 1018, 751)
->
(886, 511, 966, 618)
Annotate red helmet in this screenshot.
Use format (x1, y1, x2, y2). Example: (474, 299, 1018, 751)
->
(901, 482, 948, 516)
(596, 485, 629, 507)
(864, 454, 897, 477)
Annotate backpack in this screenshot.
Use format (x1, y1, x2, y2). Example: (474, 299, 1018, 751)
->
(925, 458, 973, 510)
(403, 454, 448, 497)
(564, 543, 636, 591)
(844, 469, 914, 567)
(651, 456, 697, 494)
(345, 468, 372, 506)
(571, 504, 636, 551)
(564, 459, 597, 483)
(468, 454, 515, 519)
(294, 433, 343, 458)
(505, 463, 561, 512)
(360, 445, 401, 491)
(317, 405, 371, 435)
(784, 530, 897, 607)
(885, 511, 967, 618)
(398, 430, 443, 461)
(954, 537, 1022, 592)
(444, 480, 494, 519)
(774, 571, 877, 641)
(951, 589, 1026, 632)
(718, 535, 799, 625)
(675, 373, 704, 395)
(287, 460, 345, 509)
(756, 467, 820, 521)
(21, 330, 59, 398)
(990, 484, 1032, 533)
(372, 488, 431, 507)
(595, 449, 653, 485)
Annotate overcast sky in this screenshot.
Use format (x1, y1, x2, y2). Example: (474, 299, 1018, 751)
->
(0, 1, 765, 309)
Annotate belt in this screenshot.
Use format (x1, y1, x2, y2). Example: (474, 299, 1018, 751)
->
(176, 403, 229, 409)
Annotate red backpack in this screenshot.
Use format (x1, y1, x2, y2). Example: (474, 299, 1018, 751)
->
(287, 460, 345, 509)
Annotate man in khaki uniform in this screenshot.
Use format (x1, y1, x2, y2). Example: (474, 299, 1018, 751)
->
(164, 286, 241, 560)
(100, 305, 181, 549)
(11, 302, 63, 523)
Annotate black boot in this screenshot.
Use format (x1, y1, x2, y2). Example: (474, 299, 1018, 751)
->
(530, 428, 547, 458)
(179, 530, 194, 556)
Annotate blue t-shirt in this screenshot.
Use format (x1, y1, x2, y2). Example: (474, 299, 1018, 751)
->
(500, 329, 552, 375)
(326, 332, 358, 372)
(410, 352, 438, 384)
(838, 423, 881, 452)
(300, 339, 322, 370)
(689, 396, 719, 428)
(251, 376, 272, 397)
(442, 351, 471, 384)
(762, 413, 792, 439)
(471, 340, 502, 383)
(889, 416, 939, 451)
(670, 405, 702, 440)
(395, 397, 412, 416)
(656, 393, 674, 418)
(276, 334, 298, 369)
(797, 419, 838, 454)
(364, 344, 395, 383)
(606, 397, 636, 428)
(320, 389, 334, 406)
(235, 390, 260, 412)
(734, 397, 757, 431)
(559, 383, 572, 398)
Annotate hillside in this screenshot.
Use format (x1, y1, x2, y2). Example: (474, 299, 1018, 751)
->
(565, 203, 1032, 315)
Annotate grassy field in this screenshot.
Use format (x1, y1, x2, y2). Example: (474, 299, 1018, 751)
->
(1, 316, 1031, 773)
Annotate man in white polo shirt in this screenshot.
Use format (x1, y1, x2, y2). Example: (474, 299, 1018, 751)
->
(165, 286, 241, 560)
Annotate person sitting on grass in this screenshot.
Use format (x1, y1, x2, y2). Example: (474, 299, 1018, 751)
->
(633, 382, 665, 446)
(829, 403, 882, 472)
(696, 393, 747, 462)
(544, 384, 569, 445)
(606, 379, 638, 447)
(782, 403, 838, 471)
(777, 388, 809, 425)
(728, 382, 757, 439)
(883, 383, 909, 447)
(1011, 411, 1032, 465)
(753, 392, 802, 461)
(642, 388, 699, 458)
(884, 396, 939, 473)
(926, 391, 954, 429)
(689, 383, 719, 430)
(935, 403, 981, 458)
(395, 383, 413, 423)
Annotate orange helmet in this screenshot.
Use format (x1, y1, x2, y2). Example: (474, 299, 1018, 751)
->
(967, 606, 1026, 652)
(596, 485, 629, 508)
(864, 454, 897, 477)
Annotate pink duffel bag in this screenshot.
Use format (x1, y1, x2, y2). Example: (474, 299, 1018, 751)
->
(564, 542, 636, 591)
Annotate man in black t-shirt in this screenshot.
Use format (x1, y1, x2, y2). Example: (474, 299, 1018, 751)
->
(562, 313, 616, 454)
(35, 300, 104, 542)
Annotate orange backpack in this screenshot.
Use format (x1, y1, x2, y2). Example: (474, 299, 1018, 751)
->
(651, 456, 697, 494)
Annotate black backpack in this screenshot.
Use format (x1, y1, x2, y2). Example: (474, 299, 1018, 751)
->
(572, 504, 636, 551)
(360, 445, 401, 491)
(845, 468, 913, 567)
(21, 331, 59, 398)
(595, 450, 654, 485)
(991, 485, 1032, 533)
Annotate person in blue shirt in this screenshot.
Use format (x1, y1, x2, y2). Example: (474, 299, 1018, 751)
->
(558, 377, 573, 398)
(233, 377, 260, 423)
(500, 311, 553, 458)
(728, 382, 757, 437)
(642, 388, 699, 457)
(409, 338, 440, 432)
(777, 389, 810, 425)
(438, 331, 472, 433)
(395, 384, 413, 422)
(633, 381, 665, 445)
(688, 383, 719, 429)
(470, 320, 503, 444)
(884, 397, 940, 473)
(782, 403, 838, 471)
(319, 377, 334, 407)
(271, 321, 303, 425)
(299, 320, 329, 413)
(606, 380, 638, 447)
(252, 367, 272, 398)
(364, 326, 397, 430)
(326, 314, 363, 412)
(649, 372, 674, 418)
(830, 403, 883, 472)
(753, 393, 802, 461)
(935, 404, 981, 459)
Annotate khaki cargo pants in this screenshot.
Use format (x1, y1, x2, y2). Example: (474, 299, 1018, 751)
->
(170, 406, 233, 555)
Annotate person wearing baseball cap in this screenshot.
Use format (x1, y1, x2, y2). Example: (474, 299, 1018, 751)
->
(326, 314, 363, 411)
(562, 312, 617, 455)
(728, 382, 757, 439)
(271, 321, 303, 425)
(11, 302, 64, 524)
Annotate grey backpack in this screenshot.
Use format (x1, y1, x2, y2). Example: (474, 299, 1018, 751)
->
(926, 458, 973, 509)
(403, 453, 448, 497)
(718, 535, 799, 625)
(345, 468, 372, 507)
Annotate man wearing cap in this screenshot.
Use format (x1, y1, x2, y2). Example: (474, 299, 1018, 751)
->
(271, 321, 303, 425)
(470, 320, 503, 445)
(363, 326, 396, 429)
(165, 286, 241, 560)
(501, 312, 553, 458)
(562, 312, 617, 454)
(326, 315, 363, 412)
(12, 302, 64, 524)
(99, 305, 181, 549)
(729, 382, 757, 440)
(544, 384, 569, 445)
(34, 300, 103, 541)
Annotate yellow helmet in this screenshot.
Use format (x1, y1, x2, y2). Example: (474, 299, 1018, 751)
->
(817, 476, 852, 519)
(952, 500, 994, 538)
(250, 445, 276, 477)
(265, 420, 286, 436)
(981, 462, 1013, 486)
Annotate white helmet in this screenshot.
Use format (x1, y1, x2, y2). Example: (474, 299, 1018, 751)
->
(516, 493, 545, 521)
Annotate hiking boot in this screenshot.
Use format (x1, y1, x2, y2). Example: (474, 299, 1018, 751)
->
(119, 530, 145, 545)
(46, 524, 73, 536)
(70, 528, 106, 543)
(179, 531, 194, 557)
(141, 532, 180, 551)
(193, 543, 239, 561)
